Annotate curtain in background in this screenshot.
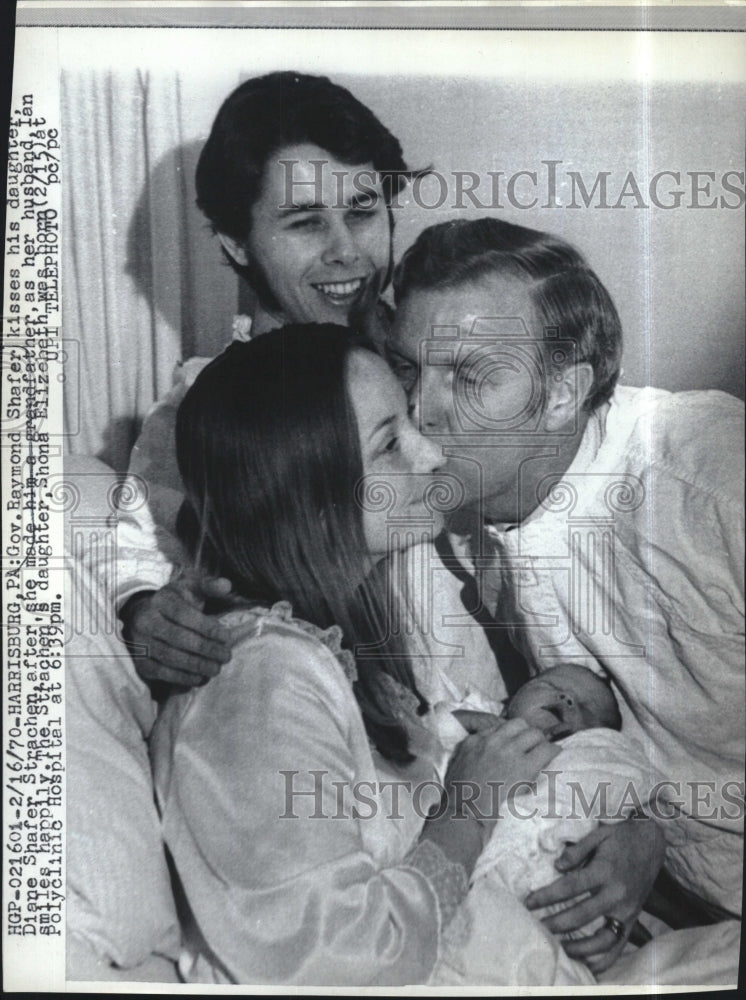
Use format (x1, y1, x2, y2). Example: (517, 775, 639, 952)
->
(61, 70, 240, 472)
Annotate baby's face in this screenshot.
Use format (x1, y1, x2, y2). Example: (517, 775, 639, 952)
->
(505, 664, 619, 741)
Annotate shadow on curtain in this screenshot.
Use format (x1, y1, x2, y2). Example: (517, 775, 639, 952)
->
(61, 70, 239, 473)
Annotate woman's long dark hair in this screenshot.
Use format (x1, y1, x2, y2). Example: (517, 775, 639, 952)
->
(176, 323, 427, 762)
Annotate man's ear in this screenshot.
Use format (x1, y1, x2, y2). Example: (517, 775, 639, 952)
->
(217, 232, 250, 267)
(542, 362, 594, 432)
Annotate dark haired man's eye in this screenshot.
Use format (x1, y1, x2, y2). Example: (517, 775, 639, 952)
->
(289, 215, 322, 231)
(348, 205, 378, 223)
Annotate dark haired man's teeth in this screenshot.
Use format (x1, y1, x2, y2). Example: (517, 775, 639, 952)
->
(313, 279, 364, 300)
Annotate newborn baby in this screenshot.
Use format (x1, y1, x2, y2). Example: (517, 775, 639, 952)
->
(472, 665, 649, 905)
(397, 665, 653, 932)
(502, 662, 622, 740)
(420, 666, 655, 986)
(433, 666, 652, 936)
(386, 663, 653, 905)
(417, 662, 626, 761)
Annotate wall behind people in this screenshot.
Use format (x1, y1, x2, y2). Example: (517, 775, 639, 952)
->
(60, 39, 744, 472)
(349, 73, 745, 402)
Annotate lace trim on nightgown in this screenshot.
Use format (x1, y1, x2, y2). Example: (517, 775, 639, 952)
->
(220, 600, 358, 683)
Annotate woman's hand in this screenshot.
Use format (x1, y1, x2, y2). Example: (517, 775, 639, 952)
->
(445, 717, 560, 825)
(525, 815, 666, 974)
(121, 577, 234, 688)
(421, 719, 560, 873)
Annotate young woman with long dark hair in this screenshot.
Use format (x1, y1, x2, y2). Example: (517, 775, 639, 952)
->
(151, 323, 573, 986)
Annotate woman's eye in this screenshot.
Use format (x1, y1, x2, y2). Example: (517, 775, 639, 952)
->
(391, 362, 416, 388)
(381, 436, 400, 456)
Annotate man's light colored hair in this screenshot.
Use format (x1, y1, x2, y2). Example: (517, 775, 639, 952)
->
(394, 218, 623, 412)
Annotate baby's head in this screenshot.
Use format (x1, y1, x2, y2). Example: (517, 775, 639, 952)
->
(505, 664, 621, 741)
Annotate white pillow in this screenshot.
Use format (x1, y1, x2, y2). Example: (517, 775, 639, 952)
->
(66, 552, 180, 977)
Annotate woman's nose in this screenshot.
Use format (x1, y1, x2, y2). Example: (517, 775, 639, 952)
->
(410, 426, 444, 475)
(322, 219, 360, 266)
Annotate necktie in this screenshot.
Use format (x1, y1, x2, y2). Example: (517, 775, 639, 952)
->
(434, 530, 531, 697)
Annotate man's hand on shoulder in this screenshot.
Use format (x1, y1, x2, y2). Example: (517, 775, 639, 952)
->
(120, 577, 234, 688)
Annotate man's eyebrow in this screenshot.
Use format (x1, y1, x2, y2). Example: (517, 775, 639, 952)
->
(369, 414, 396, 442)
(276, 201, 325, 217)
(276, 191, 378, 217)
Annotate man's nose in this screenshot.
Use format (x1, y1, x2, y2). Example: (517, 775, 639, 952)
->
(322, 219, 360, 266)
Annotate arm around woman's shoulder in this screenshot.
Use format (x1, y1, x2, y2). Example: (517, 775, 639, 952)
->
(152, 619, 444, 986)
(114, 356, 214, 610)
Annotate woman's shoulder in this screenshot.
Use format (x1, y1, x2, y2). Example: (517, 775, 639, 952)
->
(155, 603, 362, 765)
(219, 601, 358, 686)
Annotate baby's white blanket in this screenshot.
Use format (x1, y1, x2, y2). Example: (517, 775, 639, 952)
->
(433, 727, 742, 987)
(474, 727, 650, 920)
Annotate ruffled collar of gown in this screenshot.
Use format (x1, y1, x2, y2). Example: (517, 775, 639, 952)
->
(220, 600, 358, 684)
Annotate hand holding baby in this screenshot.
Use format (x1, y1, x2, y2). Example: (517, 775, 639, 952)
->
(444, 718, 561, 836)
